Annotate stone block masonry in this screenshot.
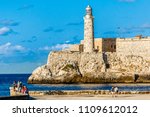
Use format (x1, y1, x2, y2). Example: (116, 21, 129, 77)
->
(116, 37, 150, 59)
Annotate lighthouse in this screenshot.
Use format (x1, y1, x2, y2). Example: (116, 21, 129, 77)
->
(83, 5, 95, 52)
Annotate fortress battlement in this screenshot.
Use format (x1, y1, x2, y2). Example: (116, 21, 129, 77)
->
(117, 36, 150, 41)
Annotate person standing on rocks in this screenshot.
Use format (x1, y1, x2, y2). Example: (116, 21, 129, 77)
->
(13, 81, 17, 91)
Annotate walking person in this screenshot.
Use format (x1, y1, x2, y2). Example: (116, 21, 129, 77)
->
(114, 86, 119, 97)
(111, 86, 119, 97)
(111, 86, 115, 97)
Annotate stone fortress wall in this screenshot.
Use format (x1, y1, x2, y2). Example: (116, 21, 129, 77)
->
(69, 36, 150, 59)
(28, 5, 150, 84)
(116, 36, 150, 57)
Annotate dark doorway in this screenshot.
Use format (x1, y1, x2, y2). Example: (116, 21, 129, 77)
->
(134, 74, 139, 82)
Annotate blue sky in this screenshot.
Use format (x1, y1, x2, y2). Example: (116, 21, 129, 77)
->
(0, 0, 150, 73)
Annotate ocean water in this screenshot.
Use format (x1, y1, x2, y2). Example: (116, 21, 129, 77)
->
(0, 74, 150, 97)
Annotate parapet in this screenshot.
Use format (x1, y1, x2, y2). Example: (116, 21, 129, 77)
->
(116, 36, 150, 41)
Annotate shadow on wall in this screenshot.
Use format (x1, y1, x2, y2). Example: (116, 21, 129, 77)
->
(102, 38, 116, 52)
(101, 38, 116, 71)
(102, 53, 110, 72)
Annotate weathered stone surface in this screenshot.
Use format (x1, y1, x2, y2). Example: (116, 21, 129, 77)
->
(136, 73, 150, 83)
(28, 65, 52, 84)
(106, 53, 150, 74)
(28, 51, 150, 84)
(79, 53, 105, 78)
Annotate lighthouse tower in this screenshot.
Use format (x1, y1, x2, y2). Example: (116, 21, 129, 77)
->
(83, 5, 95, 52)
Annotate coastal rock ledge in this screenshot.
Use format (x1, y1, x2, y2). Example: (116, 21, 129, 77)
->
(28, 51, 150, 84)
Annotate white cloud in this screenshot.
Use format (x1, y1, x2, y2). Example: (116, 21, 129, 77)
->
(0, 42, 26, 55)
(51, 44, 71, 50)
(119, 0, 135, 2)
(39, 46, 51, 51)
(39, 44, 71, 51)
(0, 27, 12, 36)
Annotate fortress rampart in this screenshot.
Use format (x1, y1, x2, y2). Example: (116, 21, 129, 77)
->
(116, 37, 150, 58)
(70, 36, 150, 59)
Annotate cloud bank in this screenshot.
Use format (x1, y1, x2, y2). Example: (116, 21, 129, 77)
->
(39, 44, 71, 51)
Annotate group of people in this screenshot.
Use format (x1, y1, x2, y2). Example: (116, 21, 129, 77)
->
(12, 81, 28, 95)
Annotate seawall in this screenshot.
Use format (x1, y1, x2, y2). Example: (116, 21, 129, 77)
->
(29, 90, 150, 96)
(0, 95, 29, 100)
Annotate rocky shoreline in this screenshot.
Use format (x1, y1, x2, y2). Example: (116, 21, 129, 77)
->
(28, 51, 150, 84)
